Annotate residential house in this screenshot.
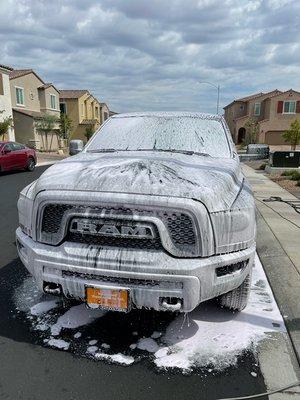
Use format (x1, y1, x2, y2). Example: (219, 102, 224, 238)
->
(9, 69, 60, 150)
(59, 90, 104, 142)
(224, 89, 300, 145)
(0, 64, 15, 141)
(100, 102, 110, 124)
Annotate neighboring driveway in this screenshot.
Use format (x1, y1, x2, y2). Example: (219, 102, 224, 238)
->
(36, 152, 67, 167)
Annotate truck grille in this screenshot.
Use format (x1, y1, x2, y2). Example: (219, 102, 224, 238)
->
(40, 203, 196, 255)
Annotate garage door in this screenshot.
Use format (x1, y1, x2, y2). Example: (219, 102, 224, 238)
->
(265, 131, 286, 145)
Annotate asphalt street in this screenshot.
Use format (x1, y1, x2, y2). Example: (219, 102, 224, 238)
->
(0, 166, 282, 400)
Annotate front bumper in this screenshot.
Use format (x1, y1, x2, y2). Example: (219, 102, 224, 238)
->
(16, 227, 255, 312)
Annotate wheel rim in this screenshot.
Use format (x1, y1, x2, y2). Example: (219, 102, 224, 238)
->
(28, 159, 35, 170)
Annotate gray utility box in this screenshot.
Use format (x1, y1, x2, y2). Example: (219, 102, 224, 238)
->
(269, 151, 300, 168)
(247, 144, 269, 158)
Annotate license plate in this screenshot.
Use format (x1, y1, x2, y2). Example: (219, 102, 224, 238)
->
(86, 287, 129, 312)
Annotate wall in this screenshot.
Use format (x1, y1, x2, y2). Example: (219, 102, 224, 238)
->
(10, 73, 43, 111)
(0, 68, 15, 140)
(224, 101, 246, 139)
(39, 86, 60, 116)
(258, 91, 300, 144)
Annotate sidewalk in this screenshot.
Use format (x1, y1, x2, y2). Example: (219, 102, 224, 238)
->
(242, 164, 300, 364)
(36, 152, 67, 167)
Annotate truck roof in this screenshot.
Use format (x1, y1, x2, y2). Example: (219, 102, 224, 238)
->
(112, 111, 222, 120)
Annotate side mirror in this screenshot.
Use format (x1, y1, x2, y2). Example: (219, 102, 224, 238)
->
(69, 140, 84, 156)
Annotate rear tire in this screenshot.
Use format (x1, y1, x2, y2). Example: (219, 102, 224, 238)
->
(26, 157, 35, 172)
(219, 269, 252, 312)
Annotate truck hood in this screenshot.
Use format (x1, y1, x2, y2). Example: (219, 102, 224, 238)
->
(34, 151, 243, 212)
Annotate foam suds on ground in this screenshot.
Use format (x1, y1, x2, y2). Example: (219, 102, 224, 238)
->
(14, 255, 286, 370)
(50, 304, 106, 336)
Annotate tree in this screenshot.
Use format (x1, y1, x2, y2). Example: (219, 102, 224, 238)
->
(84, 124, 94, 141)
(243, 117, 259, 146)
(282, 119, 300, 150)
(36, 114, 59, 151)
(59, 113, 72, 140)
(0, 110, 13, 140)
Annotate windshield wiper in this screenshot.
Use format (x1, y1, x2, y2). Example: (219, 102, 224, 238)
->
(87, 148, 117, 153)
(87, 148, 210, 156)
(135, 149, 210, 157)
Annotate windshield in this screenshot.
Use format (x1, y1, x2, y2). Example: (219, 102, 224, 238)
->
(86, 116, 231, 158)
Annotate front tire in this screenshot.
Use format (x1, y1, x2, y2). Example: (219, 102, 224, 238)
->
(26, 157, 35, 172)
(219, 270, 252, 312)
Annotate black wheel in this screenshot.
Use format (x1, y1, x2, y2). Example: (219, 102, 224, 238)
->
(26, 157, 35, 172)
(219, 269, 252, 312)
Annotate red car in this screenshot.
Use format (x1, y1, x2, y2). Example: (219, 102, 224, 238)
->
(0, 141, 37, 172)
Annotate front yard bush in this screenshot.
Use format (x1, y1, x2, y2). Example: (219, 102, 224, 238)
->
(281, 170, 295, 177)
(290, 171, 300, 181)
(258, 163, 266, 170)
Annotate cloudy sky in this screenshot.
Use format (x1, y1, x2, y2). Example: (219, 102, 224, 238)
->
(1, 0, 300, 113)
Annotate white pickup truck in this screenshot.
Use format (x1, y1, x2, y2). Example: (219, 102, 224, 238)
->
(16, 112, 256, 313)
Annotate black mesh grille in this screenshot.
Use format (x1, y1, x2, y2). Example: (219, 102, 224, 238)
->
(40, 203, 196, 252)
(62, 270, 183, 288)
(67, 231, 163, 250)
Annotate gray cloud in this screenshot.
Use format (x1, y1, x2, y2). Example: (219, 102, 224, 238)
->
(1, 0, 300, 113)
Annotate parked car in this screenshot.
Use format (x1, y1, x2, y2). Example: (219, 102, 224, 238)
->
(16, 112, 256, 313)
(0, 141, 36, 172)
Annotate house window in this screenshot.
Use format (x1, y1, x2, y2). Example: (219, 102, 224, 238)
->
(16, 87, 25, 106)
(95, 107, 99, 117)
(0, 74, 3, 95)
(283, 101, 296, 114)
(50, 94, 56, 110)
(254, 102, 261, 116)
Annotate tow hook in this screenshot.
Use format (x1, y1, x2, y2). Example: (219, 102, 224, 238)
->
(161, 298, 182, 311)
(43, 282, 62, 296)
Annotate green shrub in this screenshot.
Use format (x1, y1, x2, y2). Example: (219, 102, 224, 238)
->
(290, 171, 300, 181)
(258, 163, 266, 170)
(281, 170, 295, 177)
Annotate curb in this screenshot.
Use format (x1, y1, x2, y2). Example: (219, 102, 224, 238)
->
(256, 209, 300, 366)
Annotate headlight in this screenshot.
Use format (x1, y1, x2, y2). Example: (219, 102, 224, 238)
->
(210, 182, 256, 254)
(17, 181, 36, 237)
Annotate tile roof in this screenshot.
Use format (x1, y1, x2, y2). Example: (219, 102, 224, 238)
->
(9, 68, 45, 84)
(38, 83, 59, 93)
(224, 89, 283, 109)
(38, 83, 52, 89)
(9, 69, 33, 79)
(267, 89, 300, 98)
(0, 64, 13, 71)
(13, 108, 44, 119)
(59, 89, 89, 99)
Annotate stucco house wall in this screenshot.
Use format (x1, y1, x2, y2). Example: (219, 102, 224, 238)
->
(224, 89, 300, 145)
(38, 85, 60, 115)
(0, 65, 15, 141)
(9, 70, 60, 150)
(60, 90, 103, 143)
